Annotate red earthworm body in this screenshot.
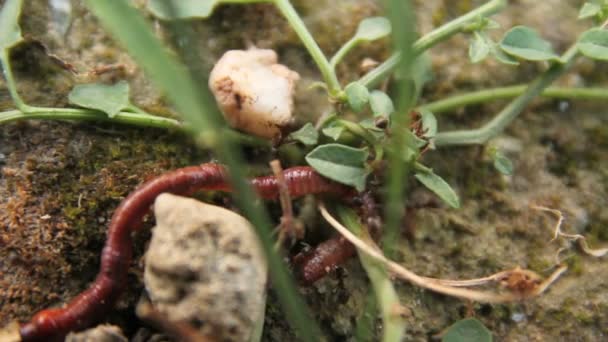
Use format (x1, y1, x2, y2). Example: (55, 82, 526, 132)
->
(293, 236, 356, 285)
(19, 163, 354, 341)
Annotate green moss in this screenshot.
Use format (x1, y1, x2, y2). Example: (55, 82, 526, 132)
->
(587, 220, 608, 242)
(574, 310, 595, 325)
(63, 205, 84, 220)
(565, 255, 584, 276)
(109, 144, 122, 159)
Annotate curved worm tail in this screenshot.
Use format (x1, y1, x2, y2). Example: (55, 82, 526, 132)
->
(19, 163, 352, 340)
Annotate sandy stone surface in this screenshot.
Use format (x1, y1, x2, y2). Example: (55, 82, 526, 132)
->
(144, 194, 267, 342)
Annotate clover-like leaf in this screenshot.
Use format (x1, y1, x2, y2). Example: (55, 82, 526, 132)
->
(355, 17, 392, 41)
(578, 2, 602, 19)
(148, 0, 218, 20)
(492, 151, 513, 175)
(578, 28, 608, 61)
(415, 169, 460, 208)
(0, 0, 24, 50)
(499, 26, 559, 61)
(442, 318, 492, 342)
(289, 123, 318, 146)
(305, 144, 369, 191)
(68, 81, 130, 118)
(469, 32, 491, 63)
(369, 90, 394, 118)
(345, 82, 370, 113)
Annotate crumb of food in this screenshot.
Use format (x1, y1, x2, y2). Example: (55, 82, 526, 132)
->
(209, 48, 300, 139)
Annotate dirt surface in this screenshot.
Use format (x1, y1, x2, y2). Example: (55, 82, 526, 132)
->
(1, 0, 607, 341)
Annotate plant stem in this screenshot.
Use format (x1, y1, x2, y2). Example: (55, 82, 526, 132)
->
(329, 37, 357, 70)
(84, 2, 321, 341)
(359, 0, 507, 89)
(0, 107, 270, 147)
(0, 107, 181, 128)
(337, 206, 406, 342)
(337, 119, 377, 146)
(1, 51, 32, 112)
(419, 85, 608, 113)
(272, 0, 341, 95)
(434, 45, 579, 147)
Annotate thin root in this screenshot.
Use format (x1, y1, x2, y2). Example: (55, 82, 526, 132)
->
(319, 203, 567, 304)
(531, 205, 608, 258)
(270, 160, 303, 246)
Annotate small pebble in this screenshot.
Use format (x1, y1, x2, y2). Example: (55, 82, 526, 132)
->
(511, 312, 526, 323)
(65, 324, 127, 342)
(144, 194, 267, 342)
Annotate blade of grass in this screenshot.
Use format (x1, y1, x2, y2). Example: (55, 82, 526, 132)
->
(337, 206, 406, 342)
(353, 290, 378, 342)
(82, 1, 321, 340)
(381, 0, 416, 258)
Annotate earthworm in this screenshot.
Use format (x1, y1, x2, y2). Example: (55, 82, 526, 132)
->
(18, 163, 353, 341)
(292, 236, 357, 285)
(291, 191, 383, 284)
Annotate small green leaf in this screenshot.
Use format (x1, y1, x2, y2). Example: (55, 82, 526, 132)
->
(578, 3, 602, 19)
(415, 169, 460, 208)
(354, 17, 392, 41)
(484, 18, 501, 30)
(0, 0, 24, 50)
(289, 123, 318, 146)
(578, 28, 608, 61)
(493, 151, 513, 175)
(345, 82, 370, 112)
(148, 0, 218, 20)
(464, 16, 501, 32)
(305, 144, 369, 191)
(499, 26, 559, 61)
(442, 318, 492, 342)
(68, 81, 130, 118)
(404, 129, 427, 149)
(402, 147, 418, 163)
(322, 125, 345, 141)
(491, 44, 519, 65)
(359, 118, 386, 141)
(369, 90, 394, 118)
(419, 109, 437, 138)
(469, 32, 491, 63)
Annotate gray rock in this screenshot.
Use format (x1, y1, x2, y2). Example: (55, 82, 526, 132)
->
(66, 325, 127, 342)
(144, 194, 268, 342)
